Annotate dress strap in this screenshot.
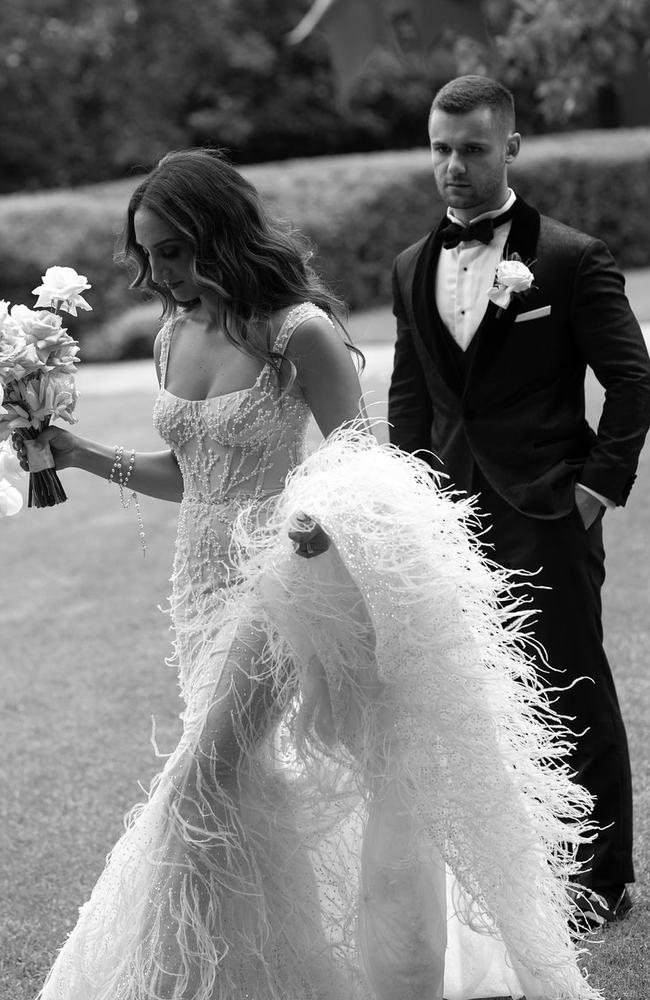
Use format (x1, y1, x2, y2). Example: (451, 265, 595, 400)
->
(157, 315, 176, 389)
(272, 303, 335, 356)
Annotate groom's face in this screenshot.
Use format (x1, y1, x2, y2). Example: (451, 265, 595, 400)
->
(429, 106, 520, 220)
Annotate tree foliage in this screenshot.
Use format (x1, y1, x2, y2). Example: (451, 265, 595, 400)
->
(492, 0, 650, 125)
(1, 0, 649, 193)
(0, 0, 346, 190)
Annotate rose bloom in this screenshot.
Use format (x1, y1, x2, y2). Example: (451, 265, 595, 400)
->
(0, 399, 31, 436)
(0, 332, 44, 383)
(19, 370, 79, 425)
(32, 266, 92, 317)
(0, 437, 24, 516)
(0, 437, 24, 484)
(0, 477, 23, 516)
(495, 259, 534, 293)
(42, 332, 80, 373)
(7, 304, 66, 357)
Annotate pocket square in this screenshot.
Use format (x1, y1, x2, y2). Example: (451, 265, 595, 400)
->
(514, 305, 552, 323)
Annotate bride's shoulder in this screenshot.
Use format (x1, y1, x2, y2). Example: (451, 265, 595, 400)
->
(271, 302, 337, 351)
(277, 307, 358, 384)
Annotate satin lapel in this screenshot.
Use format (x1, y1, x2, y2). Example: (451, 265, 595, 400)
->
(411, 222, 465, 395)
(465, 198, 542, 385)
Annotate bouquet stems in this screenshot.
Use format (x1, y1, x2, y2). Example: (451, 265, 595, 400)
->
(24, 422, 67, 508)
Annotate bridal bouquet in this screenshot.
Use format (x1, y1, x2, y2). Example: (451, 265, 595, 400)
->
(0, 267, 91, 510)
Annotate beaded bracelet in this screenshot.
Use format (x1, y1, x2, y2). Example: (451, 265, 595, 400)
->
(108, 445, 124, 485)
(109, 445, 146, 557)
(119, 448, 136, 492)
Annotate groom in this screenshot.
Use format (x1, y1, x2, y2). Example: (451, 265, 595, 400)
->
(388, 74, 650, 925)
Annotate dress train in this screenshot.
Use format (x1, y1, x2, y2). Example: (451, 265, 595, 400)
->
(38, 427, 601, 1000)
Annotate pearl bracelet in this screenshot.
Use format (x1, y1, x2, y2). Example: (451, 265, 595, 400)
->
(108, 445, 124, 485)
(109, 445, 146, 557)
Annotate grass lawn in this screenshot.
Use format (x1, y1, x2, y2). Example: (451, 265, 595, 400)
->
(1, 353, 648, 999)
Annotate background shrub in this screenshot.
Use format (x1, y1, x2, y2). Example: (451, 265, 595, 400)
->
(2, 128, 649, 361)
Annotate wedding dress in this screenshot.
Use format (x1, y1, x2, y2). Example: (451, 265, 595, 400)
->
(37, 303, 602, 1000)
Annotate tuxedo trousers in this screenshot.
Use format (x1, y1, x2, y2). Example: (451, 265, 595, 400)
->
(472, 476, 635, 890)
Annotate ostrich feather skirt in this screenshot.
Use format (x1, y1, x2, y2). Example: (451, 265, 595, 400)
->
(229, 426, 601, 999)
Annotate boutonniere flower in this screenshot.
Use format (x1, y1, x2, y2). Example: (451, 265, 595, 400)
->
(487, 252, 535, 314)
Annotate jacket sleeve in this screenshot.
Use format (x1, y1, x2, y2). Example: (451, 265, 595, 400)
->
(387, 258, 434, 463)
(572, 239, 650, 505)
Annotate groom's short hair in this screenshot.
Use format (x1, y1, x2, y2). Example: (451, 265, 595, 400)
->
(430, 75, 516, 134)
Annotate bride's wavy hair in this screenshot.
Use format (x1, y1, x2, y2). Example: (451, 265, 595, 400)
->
(119, 147, 363, 377)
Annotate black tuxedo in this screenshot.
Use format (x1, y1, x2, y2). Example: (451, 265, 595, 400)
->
(389, 197, 650, 514)
(389, 196, 650, 889)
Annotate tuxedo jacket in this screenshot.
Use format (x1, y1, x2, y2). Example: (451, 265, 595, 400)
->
(388, 196, 650, 517)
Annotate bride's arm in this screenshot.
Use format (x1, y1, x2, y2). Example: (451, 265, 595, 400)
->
(13, 428, 184, 503)
(286, 316, 371, 438)
(285, 316, 371, 557)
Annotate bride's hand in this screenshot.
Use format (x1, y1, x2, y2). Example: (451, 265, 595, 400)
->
(288, 511, 330, 559)
(12, 426, 79, 473)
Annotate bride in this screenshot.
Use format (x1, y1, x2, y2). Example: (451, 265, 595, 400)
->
(16, 148, 601, 1000)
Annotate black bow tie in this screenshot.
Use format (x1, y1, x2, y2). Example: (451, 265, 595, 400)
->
(440, 207, 515, 249)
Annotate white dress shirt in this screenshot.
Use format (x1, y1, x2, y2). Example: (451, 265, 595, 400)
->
(434, 189, 613, 509)
(435, 189, 517, 352)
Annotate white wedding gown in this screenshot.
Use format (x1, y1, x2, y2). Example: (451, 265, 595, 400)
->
(38, 304, 602, 1000)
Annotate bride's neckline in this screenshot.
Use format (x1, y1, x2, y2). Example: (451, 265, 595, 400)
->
(161, 305, 305, 403)
(160, 368, 266, 405)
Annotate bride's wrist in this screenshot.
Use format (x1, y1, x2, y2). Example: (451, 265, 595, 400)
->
(71, 436, 108, 474)
(67, 434, 90, 470)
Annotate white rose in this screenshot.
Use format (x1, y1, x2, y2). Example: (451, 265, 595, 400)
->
(0, 332, 44, 383)
(32, 266, 92, 316)
(0, 400, 31, 435)
(8, 305, 69, 360)
(488, 257, 535, 310)
(0, 437, 25, 484)
(8, 303, 63, 335)
(46, 336, 80, 374)
(495, 259, 534, 293)
(20, 370, 78, 425)
(46, 370, 79, 423)
(0, 478, 23, 516)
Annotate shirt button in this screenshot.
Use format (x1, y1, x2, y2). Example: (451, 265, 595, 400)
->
(461, 310, 466, 315)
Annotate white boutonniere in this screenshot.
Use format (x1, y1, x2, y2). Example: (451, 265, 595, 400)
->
(487, 252, 535, 314)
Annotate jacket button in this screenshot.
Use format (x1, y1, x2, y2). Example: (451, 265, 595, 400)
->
(464, 407, 476, 420)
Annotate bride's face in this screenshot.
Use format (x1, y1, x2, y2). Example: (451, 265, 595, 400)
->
(134, 208, 200, 303)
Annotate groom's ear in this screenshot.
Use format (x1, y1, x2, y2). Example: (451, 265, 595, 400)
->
(505, 132, 521, 164)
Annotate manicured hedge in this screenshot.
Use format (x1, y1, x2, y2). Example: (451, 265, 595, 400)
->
(2, 128, 649, 360)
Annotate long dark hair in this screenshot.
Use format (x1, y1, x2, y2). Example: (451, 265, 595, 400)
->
(119, 147, 363, 376)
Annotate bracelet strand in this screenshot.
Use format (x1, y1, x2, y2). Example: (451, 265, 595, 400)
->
(108, 445, 123, 485)
(109, 445, 146, 557)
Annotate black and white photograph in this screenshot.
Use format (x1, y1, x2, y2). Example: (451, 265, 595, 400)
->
(2, 2, 649, 999)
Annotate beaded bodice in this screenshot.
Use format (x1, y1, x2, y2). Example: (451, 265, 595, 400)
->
(153, 303, 320, 599)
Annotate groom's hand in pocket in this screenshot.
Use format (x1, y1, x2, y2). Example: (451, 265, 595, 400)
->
(574, 485, 605, 530)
